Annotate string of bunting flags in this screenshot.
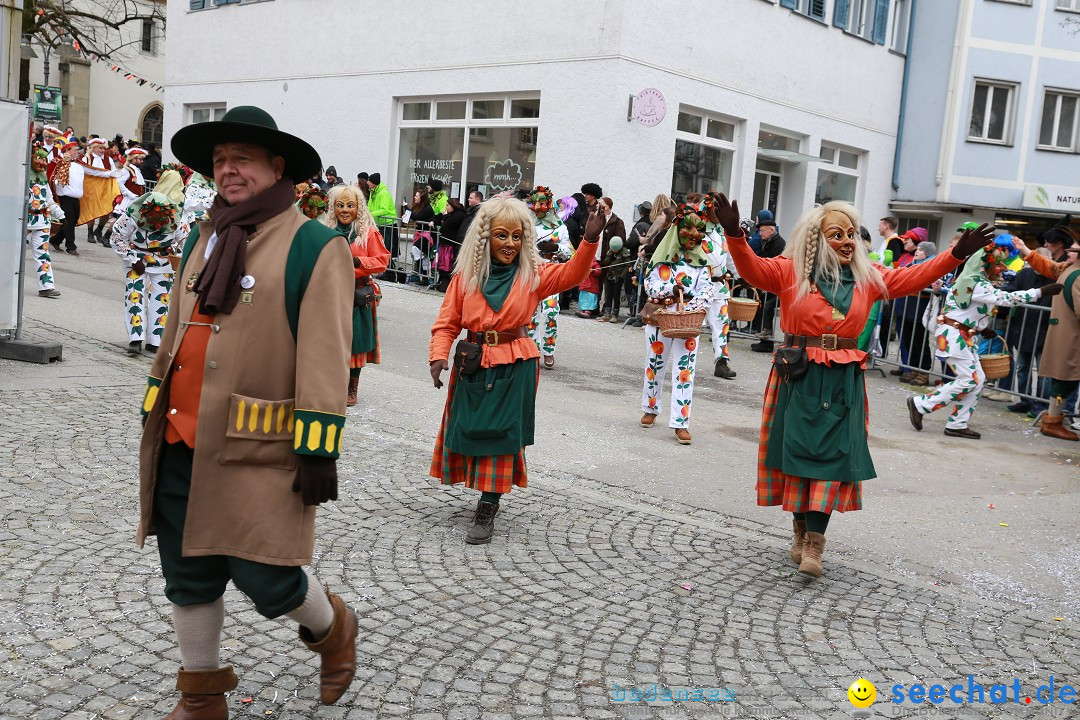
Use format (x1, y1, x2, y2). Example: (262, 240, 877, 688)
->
(85, 52, 165, 92)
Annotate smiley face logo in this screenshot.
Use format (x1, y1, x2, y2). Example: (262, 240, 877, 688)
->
(847, 678, 876, 708)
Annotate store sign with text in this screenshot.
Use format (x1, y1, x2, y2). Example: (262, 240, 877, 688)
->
(32, 85, 62, 122)
(1022, 183, 1080, 213)
(485, 159, 523, 193)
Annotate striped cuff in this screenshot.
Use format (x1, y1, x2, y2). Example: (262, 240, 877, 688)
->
(141, 376, 162, 416)
(293, 409, 345, 459)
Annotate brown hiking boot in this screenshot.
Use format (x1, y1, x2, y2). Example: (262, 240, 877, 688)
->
(299, 592, 357, 704)
(164, 666, 238, 720)
(346, 376, 359, 407)
(798, 532, 827, 578)
(790, 519, 807, 565)
(1041, 414, 1079, 441)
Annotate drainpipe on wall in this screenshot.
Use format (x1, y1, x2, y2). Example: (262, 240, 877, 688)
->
(892, 0, 918, 192)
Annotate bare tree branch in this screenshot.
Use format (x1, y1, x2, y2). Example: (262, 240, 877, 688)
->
(23, 0, 166, 60)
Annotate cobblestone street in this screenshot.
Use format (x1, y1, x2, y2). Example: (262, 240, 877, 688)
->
(1, 268, 1078, 719)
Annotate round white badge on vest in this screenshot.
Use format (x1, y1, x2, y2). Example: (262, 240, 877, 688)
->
(240, 275, 255, 289)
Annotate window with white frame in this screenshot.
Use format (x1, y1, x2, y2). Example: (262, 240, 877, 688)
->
(1056, 0, 1080, 11)
(396, 95, 540, 202)
(780, 0, 827, 22)
(140, 19, 156, 55)
(187, 103, 226, 125)
(968, 80, 1017, 144)
(1038, 89, 1079, 152)
(890, 0, 911, 52)
(815, 143, 862, 205)
(671, 108, 739, 198)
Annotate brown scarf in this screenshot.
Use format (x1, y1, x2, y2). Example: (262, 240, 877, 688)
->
(195, 178, 296, 315)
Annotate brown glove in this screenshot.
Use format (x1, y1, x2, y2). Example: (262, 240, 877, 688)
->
(430, 359, 448, 389)
(951, 223, 995, 259)
(353, 256, 361, 268)
(132, 260, 146, 275)
(292, 455, 338, 506)
(979, 328, 998, 339)
(709, 193, 742, 238)
(582, 205, 606, 243)
(1040, 283, 1063, 298)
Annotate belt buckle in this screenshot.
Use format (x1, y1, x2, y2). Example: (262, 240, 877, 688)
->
(821, 333, 838, 351)
(483, 329, 499, 346)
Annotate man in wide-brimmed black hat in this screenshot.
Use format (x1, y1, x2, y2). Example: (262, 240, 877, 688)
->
(137, 105, 359, 714)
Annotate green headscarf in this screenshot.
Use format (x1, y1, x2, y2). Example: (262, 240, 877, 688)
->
(482, 260, 518, 312)
(154, 169, 187, 206)
(951, 247, 1003, 310)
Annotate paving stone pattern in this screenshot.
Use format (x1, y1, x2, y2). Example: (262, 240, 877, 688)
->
(0, 324, 1077, 719)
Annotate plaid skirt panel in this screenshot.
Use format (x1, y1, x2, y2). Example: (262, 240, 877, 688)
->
(428, 364, 532, 494)
(756, 367, 863, 513)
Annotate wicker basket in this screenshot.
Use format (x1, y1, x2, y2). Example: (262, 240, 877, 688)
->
(656, 288, 707, 339)
(728, 286, 761, 323)
(979, 332, 1011, 380)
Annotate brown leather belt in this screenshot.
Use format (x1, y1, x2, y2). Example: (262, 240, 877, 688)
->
(783, 333, 858, 351)
(938, 316, 974, 338)
(468, 326, 529, 346)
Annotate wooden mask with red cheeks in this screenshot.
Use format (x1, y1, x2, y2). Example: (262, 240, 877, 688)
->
(489, 214, 524, 264)
(676, 210, 707, 250)
(529, 186, 554, 220)
(334, 187, 359, 226)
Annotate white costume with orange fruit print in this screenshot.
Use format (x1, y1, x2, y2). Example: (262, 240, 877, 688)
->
(640, 260, 714, 428)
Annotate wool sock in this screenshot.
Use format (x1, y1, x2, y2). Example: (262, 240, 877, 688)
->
(1048, 395, 1063, 416)
(805, 511, 831, 535)
(172, 598, 224, 671)
(480, 491, 501, 505)
(286, 572, 334, 640)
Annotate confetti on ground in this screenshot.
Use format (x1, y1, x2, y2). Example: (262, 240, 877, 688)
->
(999, 522, 1009, 527)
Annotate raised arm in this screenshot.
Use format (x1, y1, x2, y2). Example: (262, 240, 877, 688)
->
(538, 238, 599, 297)
(881, 251, 963, 299)
(726, 230, 789, 295)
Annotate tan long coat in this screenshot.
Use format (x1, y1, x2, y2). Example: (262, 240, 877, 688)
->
(1039, 259, 1080, 382)
(137, 207, 353, 565)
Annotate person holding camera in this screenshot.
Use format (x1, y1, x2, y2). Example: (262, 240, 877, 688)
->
(716, 193, 988, 579)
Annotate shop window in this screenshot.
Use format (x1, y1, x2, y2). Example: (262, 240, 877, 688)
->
(968, 80, 1017, 145)
(816, 142, 862, 204)
(671, 140, 734, 199)
(465, 127, 538, 197)
(1038, 90, 1079, 152)
(396, 127, 465, 207)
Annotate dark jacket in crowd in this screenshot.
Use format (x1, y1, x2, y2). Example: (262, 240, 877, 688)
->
(142, 150, 162, 181)
(599, 214, 627, 259)
(457, 204, 480, 244)
(757, 232, 786, 259)
(627, 217, 650, 256)
(440, 207, 466, 246)
(1004, 264, 1052, 353)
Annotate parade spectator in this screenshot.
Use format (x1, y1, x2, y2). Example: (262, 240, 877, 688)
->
(426, 178, 448, 215)
(877, 216, 904, 261)
(457, 188, 483, 244)
(355, 172, 370, 200)
(142, 144, 162, 181)
(893, 239, 937, 385)
(324, 166, 344, 187)
(747, 209, 774, 254)
(1001, 254, 1053, 414)
(366, 172, 399, 272)
(580, 182, 603, 214)
(749, 213, 786, 353)
(576, 256, 603, 318)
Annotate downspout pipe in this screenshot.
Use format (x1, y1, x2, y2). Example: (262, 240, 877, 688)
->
(892, 0, 918, 191)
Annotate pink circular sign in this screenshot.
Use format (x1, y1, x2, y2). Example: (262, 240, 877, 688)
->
(632, 88, 667, 127)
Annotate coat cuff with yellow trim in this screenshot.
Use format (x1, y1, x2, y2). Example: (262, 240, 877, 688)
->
(141, 376, 163, 416)
(293, 409, 346, 459)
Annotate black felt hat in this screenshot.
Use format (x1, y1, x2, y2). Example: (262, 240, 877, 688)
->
(171, 105, 321, 183)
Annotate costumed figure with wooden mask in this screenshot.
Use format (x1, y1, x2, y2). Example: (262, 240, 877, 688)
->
(526, 186, 573, 368)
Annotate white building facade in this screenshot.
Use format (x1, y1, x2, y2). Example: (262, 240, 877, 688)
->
(893, 0, 1080, 245)
(166, 0, 915, 230)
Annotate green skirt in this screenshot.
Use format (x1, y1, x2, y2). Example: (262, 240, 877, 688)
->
(352, 304, 376, 355)
(445, 359, 537, 457)
(764, 360, 876, 482)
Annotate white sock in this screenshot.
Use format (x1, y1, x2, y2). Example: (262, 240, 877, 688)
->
(172, 598, 224, 671)
(286, 572, 334, 639)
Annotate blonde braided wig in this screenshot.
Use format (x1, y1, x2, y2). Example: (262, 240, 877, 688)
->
(784, 201, 887, 302)
(454, 198, 541, 295)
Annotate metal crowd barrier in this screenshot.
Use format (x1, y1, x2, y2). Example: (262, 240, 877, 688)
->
(372, 217, 451, 287)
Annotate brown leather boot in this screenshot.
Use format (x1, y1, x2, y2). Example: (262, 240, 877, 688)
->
(299, 592, 357, 704)
(164, 666, 237, 720)
(346, 377, 359, 407)
(790, 519, 807, 565)
(798, 532, 827, 578)
(1041, 414, 1079, 441)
